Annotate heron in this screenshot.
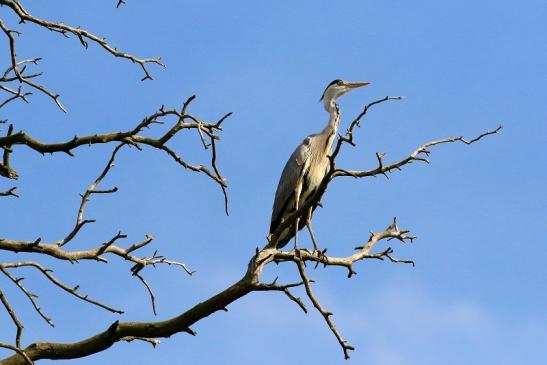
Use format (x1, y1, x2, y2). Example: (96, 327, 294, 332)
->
(268, 79, 370, 250)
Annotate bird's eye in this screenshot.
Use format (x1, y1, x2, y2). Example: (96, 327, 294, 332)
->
(337, 80, 344, 86)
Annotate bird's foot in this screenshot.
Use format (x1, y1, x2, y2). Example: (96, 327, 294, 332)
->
(292, 246, 307, 266)
(313, 247, 327, 269)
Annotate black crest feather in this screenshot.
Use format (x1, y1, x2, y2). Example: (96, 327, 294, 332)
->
(319, 79, 342, 101)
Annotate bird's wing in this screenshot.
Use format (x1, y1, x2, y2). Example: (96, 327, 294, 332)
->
(269, 136, 312, 234)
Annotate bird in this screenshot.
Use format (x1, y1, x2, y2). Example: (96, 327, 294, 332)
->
(268, 79, 370, 250)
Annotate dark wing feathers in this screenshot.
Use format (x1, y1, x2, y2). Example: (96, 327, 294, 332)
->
(269, 137, 312, 234)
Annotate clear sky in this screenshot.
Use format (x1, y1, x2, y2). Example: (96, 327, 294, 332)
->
(1, 1, 546, 364)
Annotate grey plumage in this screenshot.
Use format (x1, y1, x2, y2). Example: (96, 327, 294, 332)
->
(269, 80, 369, 249)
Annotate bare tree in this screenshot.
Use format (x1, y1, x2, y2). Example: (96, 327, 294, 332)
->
(0, 2, 501, 364)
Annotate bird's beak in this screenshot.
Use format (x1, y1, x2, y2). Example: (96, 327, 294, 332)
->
(346, 81, 370, 89)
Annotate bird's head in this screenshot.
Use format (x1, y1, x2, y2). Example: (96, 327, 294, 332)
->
(320, 79, 370, 111)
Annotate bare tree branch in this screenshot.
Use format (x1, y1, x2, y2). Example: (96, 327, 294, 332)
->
(0, 262, 123, 314)
(0, 58, 41, 109)
(254, 277, 307, 313)
(0, 0, 163, 112)
(0, 143, 193, 348)
(0, 186, 17, 197)
(0, 19, 65, 111)
(0, 124, 17, 179)
(0, 234, 177, 268)
(330, 96, 405, 164)
(294, 259, 354, 359)
(0, 145, 193, 275)
(0, 265, 53, 326)
(0, 343, 32, 365)
(134, 273, 157, 316)
(57, 144, 123, 247)
(0, 85, 31, 108)
(0, 216, 416, 364)
(274, 218, 415, 278)
(0, 288, 24, 347)
(333, 125, 503, 179)
(0, 0, 163, 82)
(0, 98, 231, 206)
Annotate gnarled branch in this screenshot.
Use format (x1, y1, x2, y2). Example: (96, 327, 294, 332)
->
(0, 96, 231, 209)
(0, 0, 163, 83)
(0, 216, 415, 365)
(0, 143, 194, 353)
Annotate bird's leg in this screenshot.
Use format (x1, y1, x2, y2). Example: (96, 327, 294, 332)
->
(294, 217, 300, 250)
(305, 206, 325, 267)
(293, 206, 300, 252)
(293, 184, 302, 257)
(293, 217, 304, 261)
(305, 206, 320, 252)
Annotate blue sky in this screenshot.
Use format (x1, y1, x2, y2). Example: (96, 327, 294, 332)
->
(1, 1, 546, 364)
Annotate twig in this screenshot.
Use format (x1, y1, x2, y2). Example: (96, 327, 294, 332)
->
(0, 266, 53, 326)
(0, 102, 231, 195)
(333, 126, 503, 179)
(0, 19, 65, 111)
(57, 144, 124, 247)
(0, 288, 23, 347)
(0, 262, 123, 314)
(294, 259, 354, 359)
(0, 186, 18, 197)
(330, 96, 404, 166)
(0, 0, 163, 82)
(0, 343, 32, 365)
(254, 277, 307, 313)
(134, 273, 157, 315)
(0, 124, 17, 179)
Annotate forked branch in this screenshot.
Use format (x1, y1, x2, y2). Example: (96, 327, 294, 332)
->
(0, 0, 163, 80)
(0, 96, 231, 211)
(0, 143, 194, 353)
(0, 186, 17, 197)
(334, 125, 503, 179)
(0, 0, 162, 112)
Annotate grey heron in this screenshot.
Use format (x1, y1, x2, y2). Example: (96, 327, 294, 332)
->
(268, 79, 370, 250)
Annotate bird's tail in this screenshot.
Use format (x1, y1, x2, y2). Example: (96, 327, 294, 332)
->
(269, 219, 306, 249)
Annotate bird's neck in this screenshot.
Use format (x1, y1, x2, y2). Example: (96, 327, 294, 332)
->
(322, 100, 340, 138)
